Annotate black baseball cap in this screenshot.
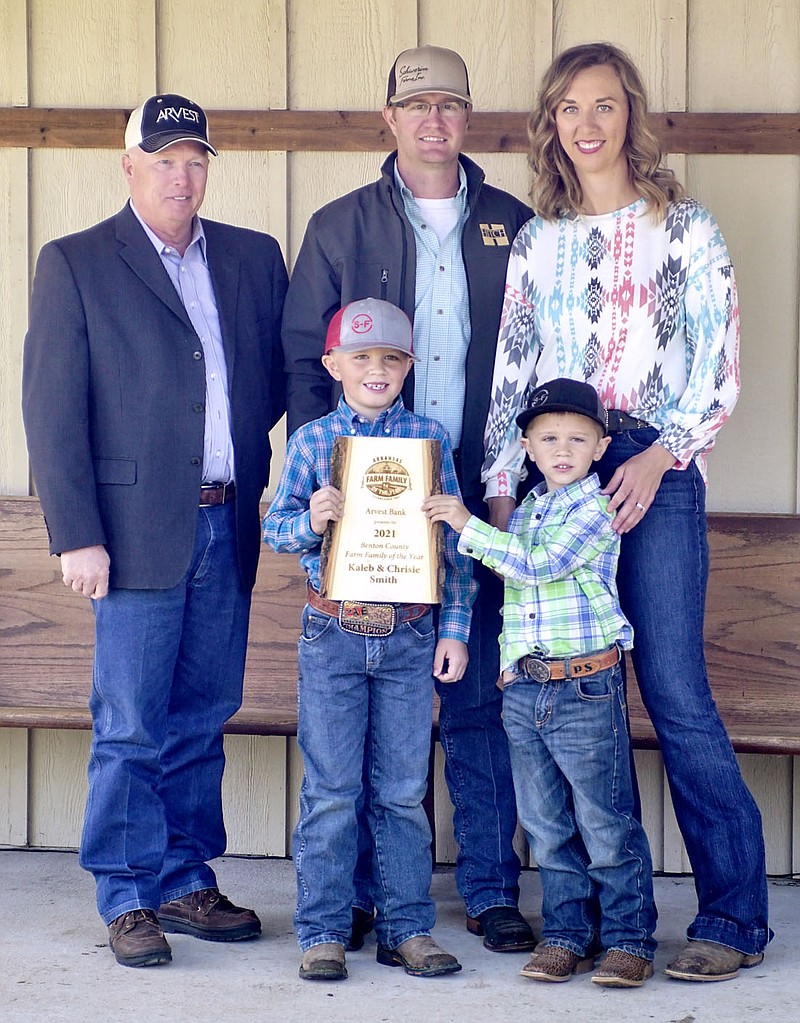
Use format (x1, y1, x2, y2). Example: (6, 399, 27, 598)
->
(125, 94, 217, 156)
(516, 378, 607, 435)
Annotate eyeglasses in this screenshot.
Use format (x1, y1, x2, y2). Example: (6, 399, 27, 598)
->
(392, 100, 468, 118)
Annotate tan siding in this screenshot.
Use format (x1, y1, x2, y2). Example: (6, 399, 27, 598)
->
(28, 0, 145, 106)
(554, 0, 687, 110)
(0, 729, 29, 845)
(693, 154, 800, 514)
(222, 735, 289, 857)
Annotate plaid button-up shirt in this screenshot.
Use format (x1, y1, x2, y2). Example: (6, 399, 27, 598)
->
(459, 474, 632, 669)
(264, 396, 476, 642)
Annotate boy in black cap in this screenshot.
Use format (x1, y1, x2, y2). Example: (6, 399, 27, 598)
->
(424, 377, 658, 988)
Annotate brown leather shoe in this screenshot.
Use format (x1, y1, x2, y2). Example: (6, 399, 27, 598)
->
(520, 943, 594, 982)
(108, 909, 172, 968)
(377, 935, 462, 977)
(664, 940, 764, 982)
(592, 948, 654, 987)
(158, 887, 261, 941)
(299, 942, 348, 981)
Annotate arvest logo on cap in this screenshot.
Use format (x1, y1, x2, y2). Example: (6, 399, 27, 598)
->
(352, 314, 373, 334)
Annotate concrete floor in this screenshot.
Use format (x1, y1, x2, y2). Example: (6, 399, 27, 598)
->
(2, 849, 797, 1023)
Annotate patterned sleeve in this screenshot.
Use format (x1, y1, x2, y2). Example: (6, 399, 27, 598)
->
(481, 221, 541, 500)
(654, 204, 740, 467)
(458, 498, 616, 584)
(261, 430, 321, 554)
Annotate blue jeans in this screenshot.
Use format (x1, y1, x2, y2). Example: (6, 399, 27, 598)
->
(294, 605, 437, 951)
(434, 494, 522, 916)
(353, 506, 522, 918)
(503, 658, 657, 959)
(596, 429, 770, 954)
(79, 503, 251, 924)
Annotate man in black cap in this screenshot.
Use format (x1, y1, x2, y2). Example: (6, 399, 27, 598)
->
(281, 47, 536, 954)
(22, 94, 288, 967)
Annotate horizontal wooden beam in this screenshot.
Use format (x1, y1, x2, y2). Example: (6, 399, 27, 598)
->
(0, 108, 799, 155)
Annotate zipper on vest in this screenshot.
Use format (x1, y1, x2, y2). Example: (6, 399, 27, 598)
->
(380, 268, 389, 300)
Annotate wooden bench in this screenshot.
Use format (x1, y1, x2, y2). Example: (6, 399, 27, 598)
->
(1, 496, 799, 754)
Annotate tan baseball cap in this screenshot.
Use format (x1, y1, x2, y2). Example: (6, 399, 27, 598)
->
(386, 46, 471, 105)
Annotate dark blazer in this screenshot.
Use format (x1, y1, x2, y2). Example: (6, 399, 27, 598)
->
(22, 203, 288, 591)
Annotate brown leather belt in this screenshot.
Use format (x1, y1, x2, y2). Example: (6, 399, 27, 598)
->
(605, 409, 651, 432)
(519, 645, 620, 683)
(307, 585, 430, 636)
(199, 482, 236, 507)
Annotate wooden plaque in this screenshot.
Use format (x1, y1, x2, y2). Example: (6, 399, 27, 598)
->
(319, 436, 444, 604)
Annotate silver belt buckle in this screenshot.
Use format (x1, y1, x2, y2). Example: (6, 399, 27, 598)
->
(338, 601, 397, 636)
(525, 657, 551, 683)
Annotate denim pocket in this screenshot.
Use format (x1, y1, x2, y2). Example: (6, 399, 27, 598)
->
(573, 666, 614, 701)
(402, 610, 435, 643)
(300, 607, 335, 643)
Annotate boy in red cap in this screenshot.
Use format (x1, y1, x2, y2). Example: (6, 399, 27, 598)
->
(264, 298, 475, 981)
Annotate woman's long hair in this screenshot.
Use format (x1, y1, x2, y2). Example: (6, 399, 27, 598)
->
(528, 42, 685, 221)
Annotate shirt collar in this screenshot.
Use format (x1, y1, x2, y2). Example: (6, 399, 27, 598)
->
(531, 473, 601, 508)
(393, 161, 468, 209)
(129, 199, 207, 260)
(334, 393, 408, 431)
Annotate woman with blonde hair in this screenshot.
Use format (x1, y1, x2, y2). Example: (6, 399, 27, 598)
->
(482, 41, 770, 983)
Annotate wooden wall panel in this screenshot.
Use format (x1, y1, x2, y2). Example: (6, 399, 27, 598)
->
(0, 149, 29, 496)
(287, 0, 411, 109)
(222, 735, 289, 857)
(420, 0, 551, 110)
(0, 729, 28, 845)
(28, 0, 147, 106)
(29, 150, 127, 258)
(742, 753, 793, 875)
(689, 0, 800, 112)
(287, 151, 384, 265)
(477, 152, 531, 209)
(687, 5, 800, 518)
(554, 0, 687, 110)
(158, 0, 286, 107)
(0, 0, 28, 105)
(0, 4, 29, 495)
(691, 155, 800, 515)
(28, 729, 89, 848)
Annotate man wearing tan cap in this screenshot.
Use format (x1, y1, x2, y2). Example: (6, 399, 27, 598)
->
(282, 46, 536, 960)
(23, 94, 288, 967)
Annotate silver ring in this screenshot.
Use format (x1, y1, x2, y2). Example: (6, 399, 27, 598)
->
(635, 501, 645, 511)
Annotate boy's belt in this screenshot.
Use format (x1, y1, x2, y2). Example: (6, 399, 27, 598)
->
(518, 645, 620, 683)
(307, 585, 430, 637)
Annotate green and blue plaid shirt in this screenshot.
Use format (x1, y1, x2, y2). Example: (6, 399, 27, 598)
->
(459, 474, 633, 669)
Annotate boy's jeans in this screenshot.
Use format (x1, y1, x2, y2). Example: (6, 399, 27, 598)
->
(502, 658, 657, 959)
(294, 604, 437, 951)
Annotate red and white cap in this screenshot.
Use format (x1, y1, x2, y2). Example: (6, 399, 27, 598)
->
(325, 298, 415, 358)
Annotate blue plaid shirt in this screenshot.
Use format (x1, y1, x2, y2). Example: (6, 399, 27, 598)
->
(264, 396, 476, 642)
(459, 474, 633, 669)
